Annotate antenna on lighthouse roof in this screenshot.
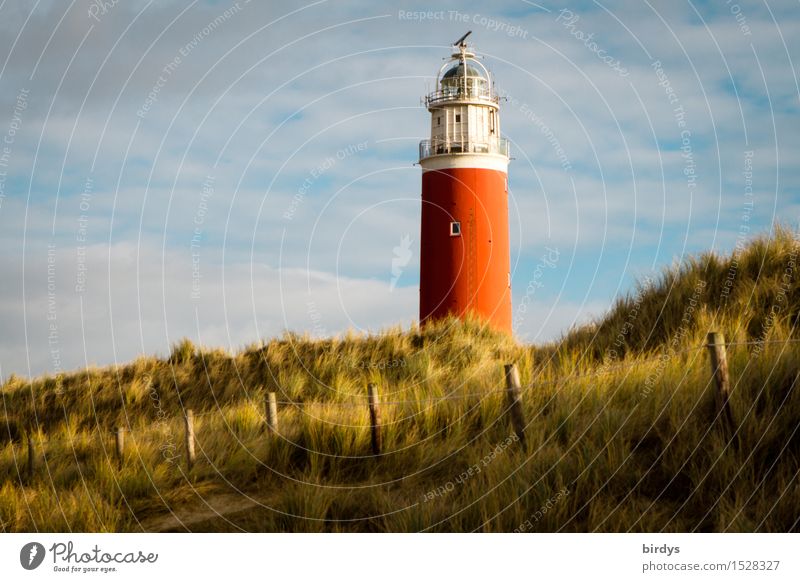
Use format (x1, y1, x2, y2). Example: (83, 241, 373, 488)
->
(453, 30, 472, 48)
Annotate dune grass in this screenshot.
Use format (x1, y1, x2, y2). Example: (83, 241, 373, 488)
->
(1, 227, 799, 532)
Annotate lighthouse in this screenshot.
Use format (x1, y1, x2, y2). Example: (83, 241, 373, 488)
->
(418, 32, 512, 333)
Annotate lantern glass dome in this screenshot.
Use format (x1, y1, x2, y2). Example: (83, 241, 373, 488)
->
(436, 55, 492, 100)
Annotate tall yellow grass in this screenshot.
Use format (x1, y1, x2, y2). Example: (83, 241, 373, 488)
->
(1, 227, 798, 532)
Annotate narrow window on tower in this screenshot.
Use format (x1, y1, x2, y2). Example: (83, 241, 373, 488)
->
(450, 221, 461, 236)
(455, 114, 461, 122)
(437, 116, 441, 125)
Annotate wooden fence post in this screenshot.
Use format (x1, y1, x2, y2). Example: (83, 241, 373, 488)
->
(26, 430, 37, 481)
(367, 383, 382, 456)
(115, 427, 125, 468)
(706, 332, 736, 438)
(504, 363, 527, 449)
(184, 409, 196, 469)
(265, 392, 279, 435)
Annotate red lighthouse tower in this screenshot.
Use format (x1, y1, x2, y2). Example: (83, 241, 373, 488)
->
(419, 33, 512, 333)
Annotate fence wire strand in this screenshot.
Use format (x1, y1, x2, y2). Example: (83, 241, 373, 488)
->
(5, 336, 799, 436)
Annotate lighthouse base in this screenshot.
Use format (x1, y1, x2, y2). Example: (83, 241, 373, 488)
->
(419, 164, 512, 334)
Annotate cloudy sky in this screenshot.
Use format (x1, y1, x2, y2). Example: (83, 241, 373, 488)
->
(0, 0, 797, 378)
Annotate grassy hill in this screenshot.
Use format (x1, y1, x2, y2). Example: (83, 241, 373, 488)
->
(1, 226, 799, 532)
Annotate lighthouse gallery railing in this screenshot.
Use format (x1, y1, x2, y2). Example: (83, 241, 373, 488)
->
(419, 137, 509, 160)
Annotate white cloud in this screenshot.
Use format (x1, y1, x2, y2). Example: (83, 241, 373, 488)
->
(0, 241, 420, 377)
(1, 0, 798, 376)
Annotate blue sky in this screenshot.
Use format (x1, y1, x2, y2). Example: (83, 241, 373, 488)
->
(0, 0, 798, 377)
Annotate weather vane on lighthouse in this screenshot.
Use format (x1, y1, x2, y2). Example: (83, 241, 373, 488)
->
(418, 32, 512, 333)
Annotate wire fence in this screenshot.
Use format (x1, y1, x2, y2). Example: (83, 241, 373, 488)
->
(4, 335, 799, 449)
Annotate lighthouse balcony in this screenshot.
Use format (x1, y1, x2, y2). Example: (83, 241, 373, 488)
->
(425, 87, 498, 107)
(419, 137, 509, 160)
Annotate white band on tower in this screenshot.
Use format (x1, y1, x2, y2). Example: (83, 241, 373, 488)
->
(420, 153, 509, 173)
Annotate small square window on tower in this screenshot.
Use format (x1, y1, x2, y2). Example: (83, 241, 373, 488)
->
(450, 221, 461, 236)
